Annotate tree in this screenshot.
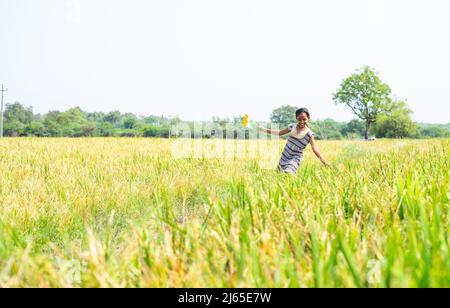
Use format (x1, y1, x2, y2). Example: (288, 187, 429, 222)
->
(121, 113, 143, 130)
(104, 111, 122, 125)
(4, 119, 26, 136)
(333, 66, 393, 139)
(3, 102, 34, 136)
(86, 112, 105, 122)
(96, 122, 115, 137)
(60, 108, 93, 137)
(419, 127, 446, 138)
(270, 105, 298, 128)
(341, 119, 365, 138)
(142, 126, 161, 137)
(42, 111, 63, 137)
(40, 108, 95, 137)
(143, 115, 168, 126)
(309, 119, 344, 140)
(4, 102, 34, 124)
(374, 101, 419, 138)
(418, 123, 450, 138)
(78, 124, 96, 137)
(25, 121, 46, 137)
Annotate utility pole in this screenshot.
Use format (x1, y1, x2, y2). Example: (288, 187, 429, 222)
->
(0, 84, 8, 138)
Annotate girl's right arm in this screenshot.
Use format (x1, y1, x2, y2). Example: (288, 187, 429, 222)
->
(257, 125, 290, 136)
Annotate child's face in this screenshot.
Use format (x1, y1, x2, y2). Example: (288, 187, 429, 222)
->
(296, 113, 309, 128)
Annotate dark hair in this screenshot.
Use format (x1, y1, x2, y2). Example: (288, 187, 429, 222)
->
(296, 108, 310, 119)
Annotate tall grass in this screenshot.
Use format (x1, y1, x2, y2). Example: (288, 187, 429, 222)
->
(0, 138, 448, 287)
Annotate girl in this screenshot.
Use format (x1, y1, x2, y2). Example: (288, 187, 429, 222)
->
(258, 108, 330, 174)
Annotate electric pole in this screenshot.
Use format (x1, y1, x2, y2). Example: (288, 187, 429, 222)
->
(1, 84, 8, 138)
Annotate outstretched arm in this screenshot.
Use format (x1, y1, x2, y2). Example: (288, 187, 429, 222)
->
(257, 125, 290, 136)
(309, 135, 331, 167)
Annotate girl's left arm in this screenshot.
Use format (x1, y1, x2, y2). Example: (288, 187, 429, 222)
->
(310, 135, 331, 167)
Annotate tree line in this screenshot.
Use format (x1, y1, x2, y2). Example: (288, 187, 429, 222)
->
(2, 67, 449, 139)
(2, 101, 448, 139)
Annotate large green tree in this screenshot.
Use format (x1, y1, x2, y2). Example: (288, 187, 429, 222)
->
(333, 67, 393, 139)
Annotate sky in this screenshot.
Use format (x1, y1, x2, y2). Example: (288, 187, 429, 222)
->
(0, 0, 449, 123)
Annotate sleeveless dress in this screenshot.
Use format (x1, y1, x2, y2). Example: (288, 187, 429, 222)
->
(278, 124, 314, 174)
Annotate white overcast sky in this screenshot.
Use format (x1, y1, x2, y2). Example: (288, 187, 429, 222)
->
(0, 0, 449, 123)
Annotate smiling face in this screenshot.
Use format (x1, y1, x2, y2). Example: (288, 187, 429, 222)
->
(296, 112, 309, 129)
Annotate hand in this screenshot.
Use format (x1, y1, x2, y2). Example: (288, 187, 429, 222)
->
(323, 161, 331, 168)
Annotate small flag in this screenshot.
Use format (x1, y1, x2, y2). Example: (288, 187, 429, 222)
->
(242, 114, 252, 128)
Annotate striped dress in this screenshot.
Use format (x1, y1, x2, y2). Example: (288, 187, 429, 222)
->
(278, 124, 314, 174)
